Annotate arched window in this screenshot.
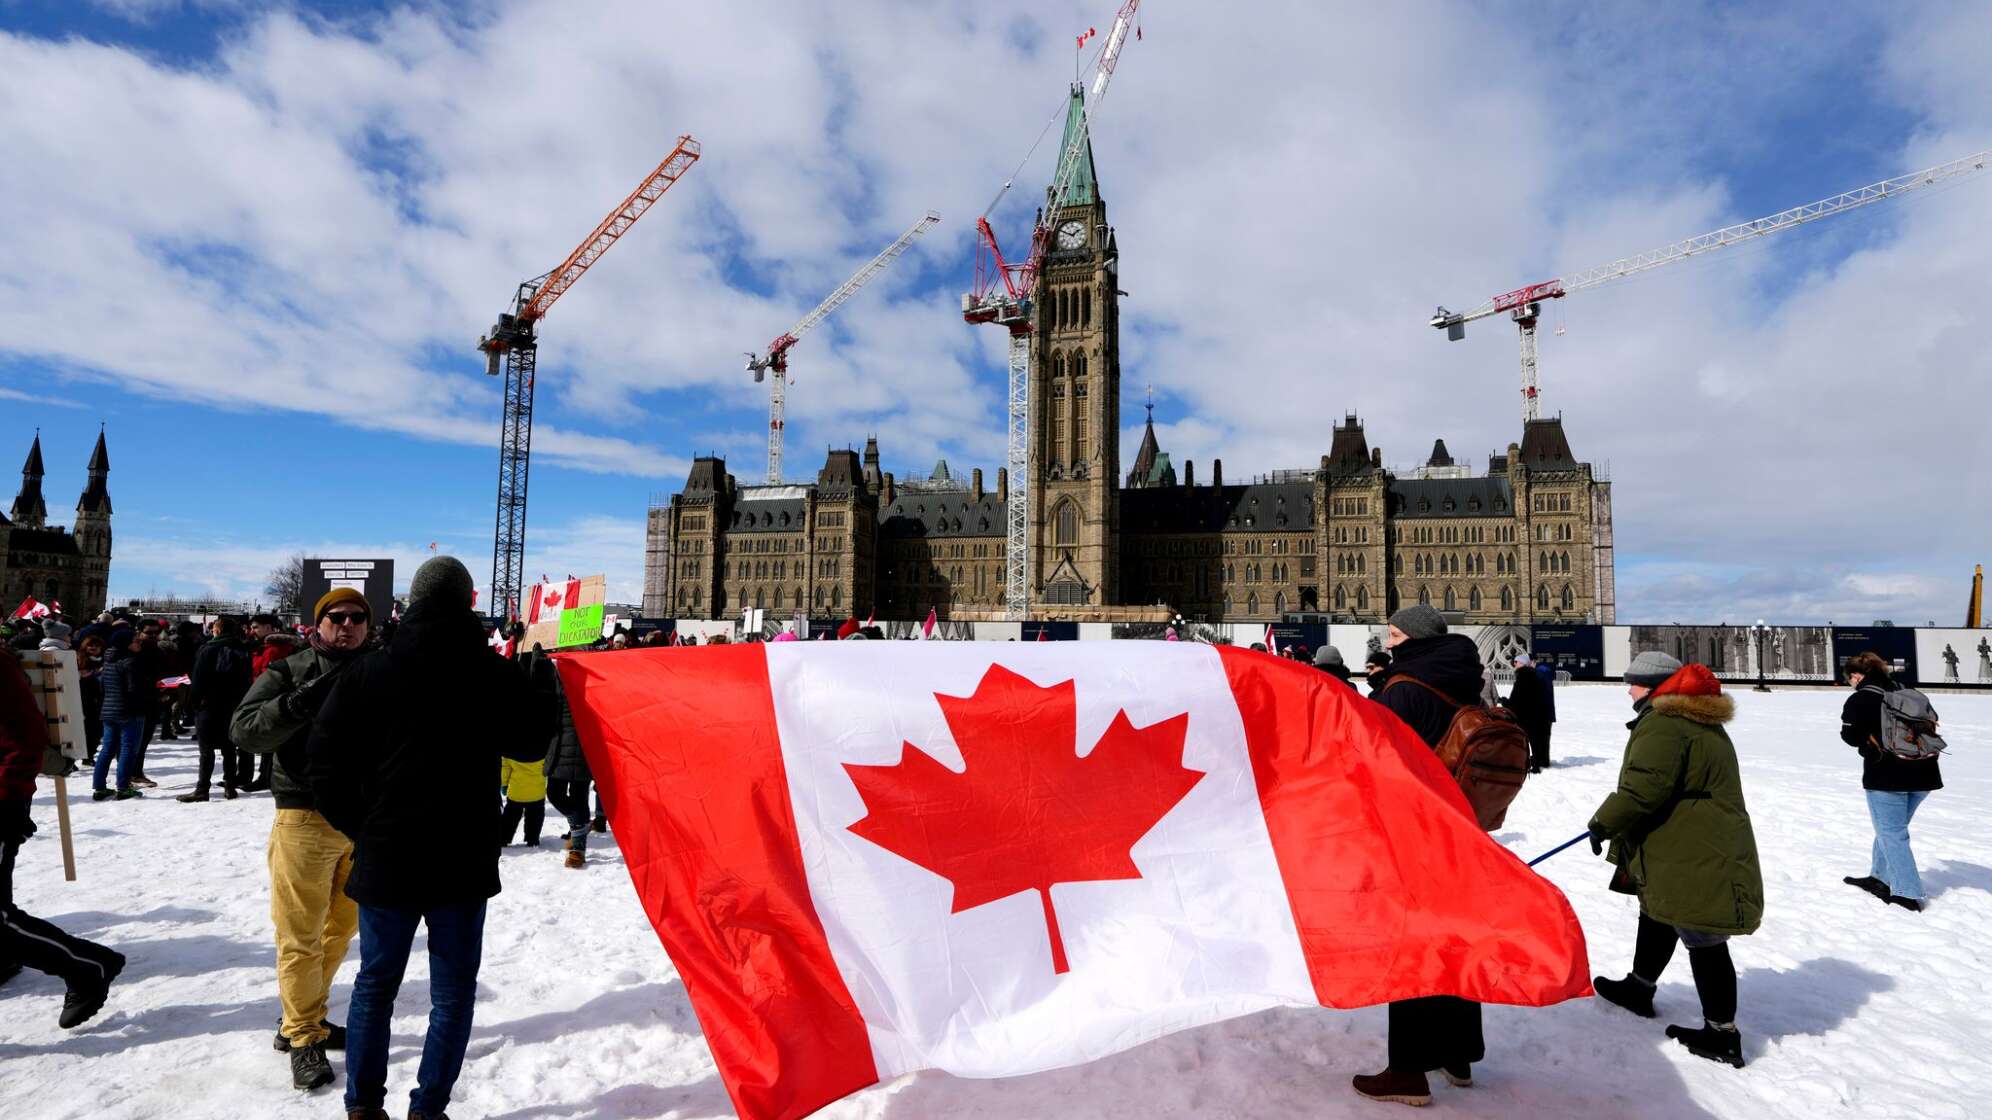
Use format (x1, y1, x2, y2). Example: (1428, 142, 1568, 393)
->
(1075, 352, 1087, 379)
(1500, 586, 1513, 611)
(1356, 554, 1366, 574)
(1537, 585, 1551, 610)
(1335, 585, 1347, 609)
(832, 586, 843, 609)
(1275, 591, 1287, 615)
(754, 588, 765, 609)
(676, 587, 687, 607)
(814, 586, 825, 607)
(1418, 585, 1431, 606)
(1082, 287, 1092, 327)
(1443, 587, 1456, 611)
(1469, 587, 1482, 611)
(1561, 584, 1575, 610)
(1055, 501, 1079, 545)
(1247, 592, 1259, 615)
(1357, 586, 1370, 610)
(1223, 593, 1233, 614)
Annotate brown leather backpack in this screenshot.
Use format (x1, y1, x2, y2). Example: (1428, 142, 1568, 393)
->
(1384, 676, 1532, 830)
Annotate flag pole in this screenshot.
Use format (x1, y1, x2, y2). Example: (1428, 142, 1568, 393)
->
(1526, 830, 1594, 867)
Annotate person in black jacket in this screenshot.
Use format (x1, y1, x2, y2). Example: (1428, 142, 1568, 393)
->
(531, 650, 596, 870)
(90, 628, 147, 801)
(178, 616, 255, 802)
(308, 557, 552, 1120)
(1351, 604, 1487, 1107)
(1838, 651, 1941, 912)
(1506, 654, 1554, 773)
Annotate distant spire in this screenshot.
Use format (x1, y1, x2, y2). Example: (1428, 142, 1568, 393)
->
(1145, 384, 1154, 424)
(12, 431, 47, 528)
(1051, 84, 1100, 209)
(78, 427, 112, 517)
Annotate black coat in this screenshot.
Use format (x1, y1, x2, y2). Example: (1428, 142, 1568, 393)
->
(1506, 664, 1553, 744)
(1839, 674, 1942, 793)
(189, 637, 254, 742)
(1370, 633, 1485, 748)
(306, 603, 555, 910)
(533, 655, 592, 785)
(97, 646, 142, 724)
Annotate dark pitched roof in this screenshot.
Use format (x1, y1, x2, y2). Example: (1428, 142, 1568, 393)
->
(683, 457, 727, 496)
(728, 489, 808, 533)
(1389, 477, 1514, 519)
(88, 430, 109, 472)
(6, 527, 81, 557)
(22, 434, 44, 477)
(1426, 438, 1454, 467)
(1518, 418, 1578, 469)
(816, 449, 863, 492)
(879, 489, 1005, 539)
(1326, 414, 1372, 476)
(1127, 417, 1161, 486)
(1121, 481, 1315, 534)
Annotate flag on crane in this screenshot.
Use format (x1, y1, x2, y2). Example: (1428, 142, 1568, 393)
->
(553, 642, 1589, 1120)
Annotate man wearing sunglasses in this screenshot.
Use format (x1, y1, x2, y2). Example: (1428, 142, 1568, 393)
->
(232, 586, 373, 1093)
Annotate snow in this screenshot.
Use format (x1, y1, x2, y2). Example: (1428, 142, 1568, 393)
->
(5, 685, 1990, 1119)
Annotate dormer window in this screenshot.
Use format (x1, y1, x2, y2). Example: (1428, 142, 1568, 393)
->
(1417, 498, 1431, 513)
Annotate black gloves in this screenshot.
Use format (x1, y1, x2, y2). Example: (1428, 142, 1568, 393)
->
(0, 798, 36, 845)
(1588, 824, 1608, 856)
(280, 673, 336, 721)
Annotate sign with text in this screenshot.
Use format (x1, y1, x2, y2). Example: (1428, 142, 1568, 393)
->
(523, 575, 608, 651)
(298, 558, 394, 624)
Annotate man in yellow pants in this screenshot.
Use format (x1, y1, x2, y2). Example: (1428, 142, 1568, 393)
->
(232, 588, 372, 1093)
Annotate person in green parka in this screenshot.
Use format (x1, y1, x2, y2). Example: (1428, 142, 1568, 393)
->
(1587, 651, 1763, 1070)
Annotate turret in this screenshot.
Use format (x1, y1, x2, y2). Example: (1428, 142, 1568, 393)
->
(11, 432, 47, 529)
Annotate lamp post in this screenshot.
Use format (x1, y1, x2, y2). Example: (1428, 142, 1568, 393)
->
(1751, 620, 1772, 692)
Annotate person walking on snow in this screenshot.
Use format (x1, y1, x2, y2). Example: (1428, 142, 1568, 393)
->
(179, 616, 255, 802)
(498, 752, 548, 848)
(533, 651, 596, 870)
(1838, 651, 1941, 912)
(232, 587, 374, 1091)
(91, 627, 147, 801)
(1506, 653, 1554, 773)
(307, 557, 553, 1120)
(1351, 604, 1487, 1107)
(0, 644, 127, 1028)
(1589, 652, 1763, 1069)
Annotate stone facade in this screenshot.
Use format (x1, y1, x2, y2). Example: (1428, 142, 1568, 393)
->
(2, 431, 113, 620)
(642, 90, 1615, 626)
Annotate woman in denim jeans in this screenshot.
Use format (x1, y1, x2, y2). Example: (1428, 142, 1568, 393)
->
(91, 629, 146, 801)
(1840, 651, 1941, 911)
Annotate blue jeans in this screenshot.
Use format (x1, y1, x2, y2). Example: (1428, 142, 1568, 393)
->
(344, 901, 488, 1116)
(1867, 789, 1931, 900)
(92, 717, 144, 791)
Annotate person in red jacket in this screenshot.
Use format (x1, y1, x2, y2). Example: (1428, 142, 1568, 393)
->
(0, 645, 125, 1027)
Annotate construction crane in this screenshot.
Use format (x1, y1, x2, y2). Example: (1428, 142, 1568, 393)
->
(1431, 148, 1991, 423)
(964, 0, 1141, 620)
(477, 136, 701, 621)
(747, 210, 941, 484)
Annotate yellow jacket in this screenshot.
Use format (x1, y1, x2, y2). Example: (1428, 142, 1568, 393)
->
(499, 756, 547, 803)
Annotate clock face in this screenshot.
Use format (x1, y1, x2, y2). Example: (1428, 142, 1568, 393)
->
(1056, 220, 1086, 249)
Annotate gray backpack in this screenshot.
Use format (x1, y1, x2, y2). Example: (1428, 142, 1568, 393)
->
(1862, 685, 1948, 761)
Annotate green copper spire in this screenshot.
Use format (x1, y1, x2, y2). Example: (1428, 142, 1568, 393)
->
(1051, 84, 1099, 209)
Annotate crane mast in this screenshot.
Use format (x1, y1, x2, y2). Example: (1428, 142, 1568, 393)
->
(477, 136, 700, 621)
(748, 210, 940, 484)
(1431, 148, 1990, 422)
(965, 0, 1141, 620)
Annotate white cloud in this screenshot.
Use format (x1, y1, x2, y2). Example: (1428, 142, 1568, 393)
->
(6, 1, 1990, 622)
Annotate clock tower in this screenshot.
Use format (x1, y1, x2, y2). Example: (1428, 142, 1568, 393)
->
(1030, 86, 1121, 607)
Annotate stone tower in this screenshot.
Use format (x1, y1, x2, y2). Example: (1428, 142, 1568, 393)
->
(72, 429, 112, 618)
(11, 433, 47, 529)
(1030, 86, 1122, 607)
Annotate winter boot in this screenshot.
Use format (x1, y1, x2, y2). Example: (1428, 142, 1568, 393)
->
(1887, 895, 1924, 912)
(590, 815, 608, 834)
(1351, 1068, 1431, 1107)
(128, 775, 157, 789)
(113, 788, 142, 801)
(92, 789, 114, 802)
(58, 951, 125, 1029)
(1666, 1021, 1744, 1068)
(224, 784, 239, 800)
(1439, 1063, 1472, 1088)
(1843, 876, 1888, 900)
(273, 1020, 347, 1052)
(176, 790, 210, 803)
(290, 1041, 335, 1090)
(345, 1110, 389, 1120)
(1593, 974, 1657, 1018)
(565, 847, 585, 870)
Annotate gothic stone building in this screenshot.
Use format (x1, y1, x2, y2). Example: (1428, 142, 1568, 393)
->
(644, 91, 1615, 626)
(2, 431, 114, 620)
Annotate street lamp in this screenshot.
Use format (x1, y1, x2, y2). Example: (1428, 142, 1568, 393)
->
(1750, 620, 1772, 693)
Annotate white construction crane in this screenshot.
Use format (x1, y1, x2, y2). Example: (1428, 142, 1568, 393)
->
(1431, 148, 1991, 422)
(965, 0, 1142, 620)
(748, 210, 941, 484)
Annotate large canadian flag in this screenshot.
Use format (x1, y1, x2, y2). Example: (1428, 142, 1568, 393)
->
(556, 642, 1589, 1120)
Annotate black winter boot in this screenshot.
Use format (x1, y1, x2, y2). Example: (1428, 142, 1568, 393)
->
(1887, 895, 1924, 912)
(1593, 974, 1657, 1018)
(1843, 876, 1888, 900)
(273, 1020, 347, 1052)
(290, 1041, 335, 1090)
(58, 951, 125, 1029)
(1351, 1068, 1431, 1106)
(1666, 1021, 1745, 1067)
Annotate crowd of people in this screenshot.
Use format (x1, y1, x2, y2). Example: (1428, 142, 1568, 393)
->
(0, 587, 1956, 1115)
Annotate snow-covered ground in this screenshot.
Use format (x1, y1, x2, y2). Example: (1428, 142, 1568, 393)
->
(5, 684, 1989, 1119)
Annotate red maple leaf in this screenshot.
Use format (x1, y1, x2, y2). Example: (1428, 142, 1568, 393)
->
(843, 663, 1204, 974)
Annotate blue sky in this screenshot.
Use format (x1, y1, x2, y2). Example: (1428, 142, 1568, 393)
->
(2, 1, 1987, 622)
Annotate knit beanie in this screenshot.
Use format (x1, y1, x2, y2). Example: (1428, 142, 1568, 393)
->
(1652, 662, 1721, 697)
(312, 586, 370, 623)
(1313, 645, 1345, 668)
(42, 620, 72, 643)
(1624, 650, 1684, 688)
(409, 556, 475, 612)
(1388, 604, 1447, 640)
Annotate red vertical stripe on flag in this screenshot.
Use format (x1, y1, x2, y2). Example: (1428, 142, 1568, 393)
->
(563, 577, 582, 609)
(1217, 647, 1590, 1008)
(555, 646, 878, 1119)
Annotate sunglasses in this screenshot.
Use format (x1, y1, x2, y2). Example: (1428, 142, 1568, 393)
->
(324, 611, 370, 625)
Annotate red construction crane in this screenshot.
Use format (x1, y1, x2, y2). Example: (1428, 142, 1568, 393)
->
(964, 0, 1142, 620)
(1431, 148, 1990, 423)
(477, 135, 701, 621)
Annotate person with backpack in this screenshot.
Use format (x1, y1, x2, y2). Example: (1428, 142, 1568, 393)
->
(179, 616, 256, 802)
(1588, 653, 1763, 1069)
(1839, 651, 1942, 912)
(1351, 604, 1505, 1107)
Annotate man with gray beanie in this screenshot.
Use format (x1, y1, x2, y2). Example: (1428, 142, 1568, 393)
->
(307, 556, 553, 1120)
(1312, 645, 1354, 688)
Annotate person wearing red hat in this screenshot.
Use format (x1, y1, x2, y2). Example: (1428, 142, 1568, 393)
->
(1587, 656, 1763, 1070)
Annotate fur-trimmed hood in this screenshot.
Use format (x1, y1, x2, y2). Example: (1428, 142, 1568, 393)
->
(1653, 691, 1736, 727)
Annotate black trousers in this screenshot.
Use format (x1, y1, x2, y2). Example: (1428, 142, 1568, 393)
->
(499, 799, 546, 846)
(1529, 726, 1553, 770)
(1387, 996, 1485, 1073)
(1, 837, 121, 985)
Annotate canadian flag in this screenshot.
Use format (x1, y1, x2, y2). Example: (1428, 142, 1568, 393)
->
(526, 578, 580, 627)
(12, 596, 49, 621)
(556, 643, 1588, 1120)
(920, 606, 938, 639)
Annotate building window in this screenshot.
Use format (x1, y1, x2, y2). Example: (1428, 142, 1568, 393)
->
(1537, 585, 1551, 610)
(1356, 586, 1370, 611)
(1055, 501, 1078, 545)
(1501, 586, 1513, 612)
(1418, 586, 1431, 606)
(1274, 591, 1287, 615)
(1335, 585, 1346, 609)
(1469, 587, 1482, 611)
(1561, 584, 1575, 610)
(1247, 592, 1258, 615)
(1443, 587, 1456, 611)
